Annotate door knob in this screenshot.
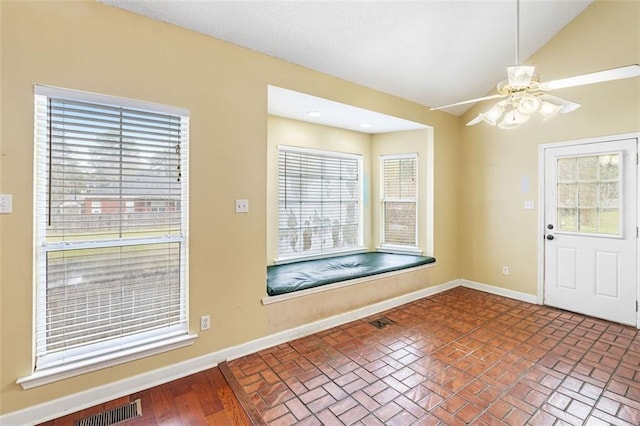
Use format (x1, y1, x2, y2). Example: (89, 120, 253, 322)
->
(546, 235, 555, 240)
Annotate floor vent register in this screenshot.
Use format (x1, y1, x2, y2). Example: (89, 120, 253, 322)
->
(368, 316, 396, 329)
(74, 399, 142, 426)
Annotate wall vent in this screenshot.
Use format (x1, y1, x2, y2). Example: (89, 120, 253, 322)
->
(74, 399, 141, 426)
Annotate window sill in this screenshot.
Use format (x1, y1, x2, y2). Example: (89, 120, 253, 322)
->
(274, 248, 368, 265)
(17, 333, 198, 390)
(376, 245, 423, 255)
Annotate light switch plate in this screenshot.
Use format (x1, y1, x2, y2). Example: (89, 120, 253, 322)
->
(0, 194, 12, 214)
(235, 199, 249, 213)
(523, 200, 535, 210)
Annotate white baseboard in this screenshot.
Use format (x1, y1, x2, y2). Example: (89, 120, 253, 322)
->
(460, 279, 538, 304)
(1, 279, 460, 425)
(234, 278, 461, 360)
(1, 350, 225, 426)
(4, 279, 542, 424)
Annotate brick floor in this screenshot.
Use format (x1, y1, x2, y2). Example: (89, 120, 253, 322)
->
(224, 287, 640, 425)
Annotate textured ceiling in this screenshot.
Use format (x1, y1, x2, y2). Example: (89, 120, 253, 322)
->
(99, 0, 592, 128)
(268, 86, 429, 134)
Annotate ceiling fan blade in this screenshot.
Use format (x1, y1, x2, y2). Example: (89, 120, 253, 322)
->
(466, 115, 483, 126)
(541, 94, 581, 113)
(430, 94, 506, 111)
(540, 64, 640, 91)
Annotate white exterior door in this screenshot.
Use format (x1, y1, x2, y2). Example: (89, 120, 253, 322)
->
(544, 137, 637, 326)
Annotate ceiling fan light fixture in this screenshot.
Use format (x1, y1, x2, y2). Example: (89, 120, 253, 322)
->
(428, 0, 638, 130)
(539, 101, 562, 120)
(507, 65, 536, 88)
(479, 103, 506, 126)
(498, 108, 529, 129)
(516, 94, 541, 115)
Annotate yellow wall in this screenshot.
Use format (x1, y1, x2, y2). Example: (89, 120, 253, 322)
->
(2, 0, 637, 417)
(458, 0, 640, 294)
(0, 0, 459, 415)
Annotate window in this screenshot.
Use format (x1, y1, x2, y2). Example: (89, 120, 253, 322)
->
(557, 153, 621, 235)
(278, 146, 363, 260)
(33, 86, 191, 374)
(381, 154, 418, 249)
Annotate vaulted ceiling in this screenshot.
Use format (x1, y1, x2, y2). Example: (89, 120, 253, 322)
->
(99, 0, 593, 129)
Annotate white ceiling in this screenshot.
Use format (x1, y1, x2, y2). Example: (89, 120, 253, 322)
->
(269, 86, 428, 134)
(99, 0, 593, 131)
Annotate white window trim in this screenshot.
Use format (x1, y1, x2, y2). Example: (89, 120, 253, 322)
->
(379, 153, 419, 252)
(274, 248, 368, 265)
(34, 85, 189, 117)
(17, 333, 197, 390)
(377, 245, 423, 255)
(26, 85, 194, 388)
(277, 145, 365, 262)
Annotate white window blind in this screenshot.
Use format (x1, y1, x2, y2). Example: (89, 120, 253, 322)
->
(278, 146, 362, 260)
(381, 154, 418, 247)
(34, 86, 189, 370)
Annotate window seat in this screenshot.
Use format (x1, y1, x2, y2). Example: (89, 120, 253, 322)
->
(267, 252, 436, 296)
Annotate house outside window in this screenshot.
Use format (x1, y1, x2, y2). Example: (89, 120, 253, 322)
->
(277, 146, 363, 261)
(380, 154, 419, 251)
(30, 85, 193, 381)
(90, 201, 102, 214)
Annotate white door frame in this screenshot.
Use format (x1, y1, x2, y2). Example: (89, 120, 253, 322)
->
(537, 132, 640, 328)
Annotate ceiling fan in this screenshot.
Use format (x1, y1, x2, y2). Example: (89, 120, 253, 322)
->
(430, 0, 640, 129)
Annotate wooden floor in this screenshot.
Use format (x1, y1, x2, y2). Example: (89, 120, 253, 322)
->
(38, 367, 252, 425)
(41, 287, 640, 425)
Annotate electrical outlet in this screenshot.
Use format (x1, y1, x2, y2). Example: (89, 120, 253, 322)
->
(502, 266, 509, 275)
(200, 315, 210, 331)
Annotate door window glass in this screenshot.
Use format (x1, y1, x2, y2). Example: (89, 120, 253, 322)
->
(557, 153, 620, 235)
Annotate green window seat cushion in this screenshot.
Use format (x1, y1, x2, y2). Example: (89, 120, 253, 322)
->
(267, 252, 436, 296)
